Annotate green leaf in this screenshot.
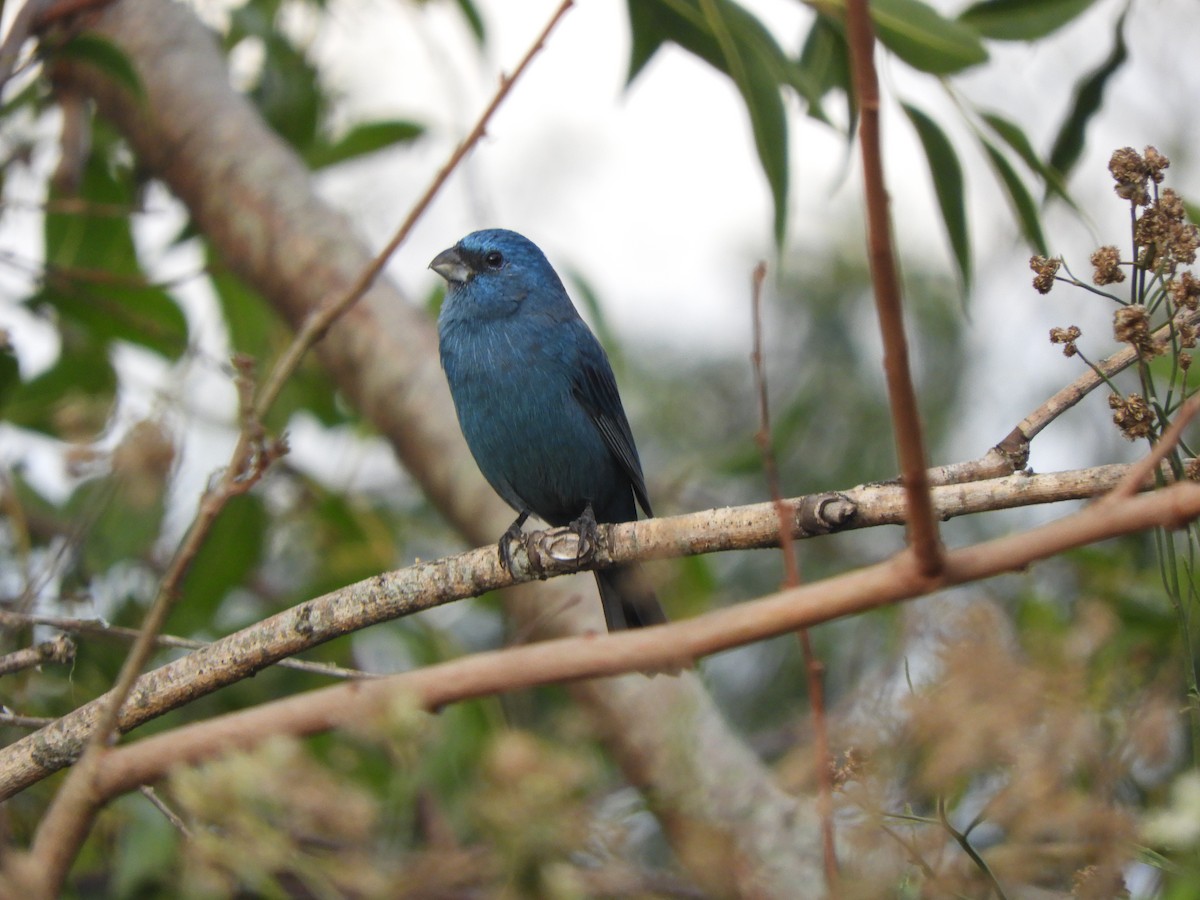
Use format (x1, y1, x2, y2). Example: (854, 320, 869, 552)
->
(40, 151, 188, 358)
(178, 492, 268, 618)
(2, 343, 117, 436)
(871, 0, 988, 74)
(979, 137, 1046, 254)
(306, 120, 425, 169)
(1048, 8, 1128, 182)
(0, 340, 18, 410)
(50, 33, 143, 97)
(959, 0, 1098, 41)
(209, 263, 347, 428)
(978, 110, 1073, 205)
(453, 0, 486, 45)
(65, 472, 166, 578)
(796, 13, 851, 128)
(626, 0, 791, 244)
(903, 103, 970, 286)
(251, 35, 320, 151)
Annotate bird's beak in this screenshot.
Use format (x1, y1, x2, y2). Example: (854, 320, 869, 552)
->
(429, 247, 471, 284)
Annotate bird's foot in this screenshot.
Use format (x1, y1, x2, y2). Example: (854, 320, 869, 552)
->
(568, 502, 599, 565)
(497, 510, 530, 573)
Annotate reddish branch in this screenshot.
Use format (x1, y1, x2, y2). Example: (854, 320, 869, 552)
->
(844, 0, 942, 574)
(749, 262, 837, 883)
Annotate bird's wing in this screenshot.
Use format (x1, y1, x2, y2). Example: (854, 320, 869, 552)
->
(571, 350, 653, 518)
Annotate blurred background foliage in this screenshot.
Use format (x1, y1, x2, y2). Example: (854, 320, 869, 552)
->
(0, 0, 1198, 895)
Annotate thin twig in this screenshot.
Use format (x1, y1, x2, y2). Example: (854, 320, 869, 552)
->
(0, 611, 372, 681)
(138, 785, 191, 838)
(844, 0, 941, 575)
(0, 635, 74, 676)
(748, 261, 838, 885)
(0, 713, 57, 729)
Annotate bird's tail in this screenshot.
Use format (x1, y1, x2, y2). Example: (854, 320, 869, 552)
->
(595, 564, 667, 631)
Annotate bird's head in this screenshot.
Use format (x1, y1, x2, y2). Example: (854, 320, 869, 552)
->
(430, 229, 568, 322)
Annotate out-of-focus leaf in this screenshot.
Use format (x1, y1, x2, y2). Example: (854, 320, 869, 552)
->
(980, 138, 1046, 254)
(627, 0, 791, 244)
(903, 104, 971, 287)
(2, 344, 116, 436)
(453, 0, 486, 45)
(306, 120, 425, 169)
(51, 33, 143, 97)
(979, 110, 1073, 205)
(871, 0, 988, 74)
(177, 492, 268, 622)
(1184, 200, 1200, 227)
(209, 264, 346, 428)
(306, 489, 399, 597)
(797, 13, 852, 129)
(1048, 8, 1127, 182)
(40, 151, 187, 358)
(66, 473, 165, 576)
(959, 0, 1097, 41)
(0, 340, 18, 410)
(251, 35, 320, 151)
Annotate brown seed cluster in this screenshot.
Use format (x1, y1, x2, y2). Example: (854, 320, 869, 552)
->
(1167, 271, 1200, 310)
(1108, 392, 1153, 440)
(1112, 305, 1164, 357)
(1049, 325, 1082, 357)
(1030, 254, 1061, 294)
(1089, 245, 1124, 285)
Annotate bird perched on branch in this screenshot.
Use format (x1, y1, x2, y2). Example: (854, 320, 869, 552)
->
(431, 228, 666, 631)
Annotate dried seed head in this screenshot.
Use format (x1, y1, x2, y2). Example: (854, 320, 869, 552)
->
(1030, 255, 1061, 294)
(1109, 147, 1150, 205)
(1135, 189, 1199, 274)
(1090, 245, 1125, 285)
(1186, 458, 1200, 481)
(1167, 272, 1200, 310)
(1112, 305, 1162, 357)
(1049, 325, 1082, 357)
(1143, 145, 1170, 183)
(1109, 392, 1153, 440)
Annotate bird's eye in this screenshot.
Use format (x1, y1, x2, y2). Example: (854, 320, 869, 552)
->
(484, 250, 504, 269)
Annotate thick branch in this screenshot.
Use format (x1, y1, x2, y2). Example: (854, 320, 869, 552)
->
(0, 459, 1163, 801)
(84, 480, 1200, 798)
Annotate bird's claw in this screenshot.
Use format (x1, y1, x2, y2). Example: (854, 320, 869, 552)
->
(568, 503, 599, 564)
(497, 511, 530, 573)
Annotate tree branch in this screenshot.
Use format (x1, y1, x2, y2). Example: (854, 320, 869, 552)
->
(0, 458, 1171, 802)
(78, 479, 1200, 800)
(845, 0, 941, 574)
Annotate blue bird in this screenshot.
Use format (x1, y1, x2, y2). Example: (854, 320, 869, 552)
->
(431, 229, 666, 631)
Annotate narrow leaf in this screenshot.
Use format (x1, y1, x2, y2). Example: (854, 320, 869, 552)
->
(959, 0, 1098, 41)
(871, 0, 988, 74)
(979, 110, 1073, 205)
(1048, 8, 1128, 181)
(903, 103, 971, 286)
(307, 120, 425, 169)
(453, 0, 486, 45)
(980, 138, 1047, 253)
(797, 13, 851, 127)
